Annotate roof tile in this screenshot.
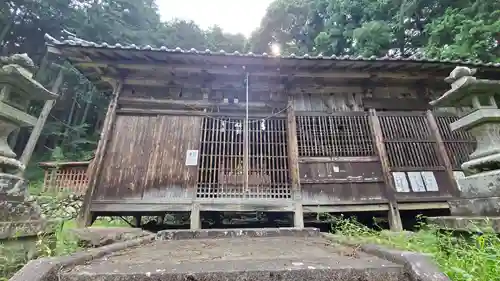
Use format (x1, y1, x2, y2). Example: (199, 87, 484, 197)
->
(44, 33, 500, 68)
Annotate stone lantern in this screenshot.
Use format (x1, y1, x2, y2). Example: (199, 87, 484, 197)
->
(0, 54, 59, 256)
(429, 66, 500, 232)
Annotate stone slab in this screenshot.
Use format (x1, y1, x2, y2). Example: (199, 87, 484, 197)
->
(449, 197, 500, 216)
(156, 227, 319, 240)
(61, 235, 405, 281)
(69, 227, 151, 248)
(0, 219, 60, 239)
(428, 216, 500, 233)
(457, 169, 500, 198)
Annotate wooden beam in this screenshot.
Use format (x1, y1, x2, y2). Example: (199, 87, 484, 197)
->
(425, 110, 460, 197)
(120, 80, 370, 95)
(74, 60, 440, 80)
(19, 70, 63, 167)
(299, 156, 379, 163)
(369, 109, 403, 231)
(118, 97, 282, 109)
(363, 97, 431, 111)
(78, 80, 123, 227)
(116, 108, 286, 118)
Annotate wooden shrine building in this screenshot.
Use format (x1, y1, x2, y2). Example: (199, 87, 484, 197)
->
(44, 34, 500, 230)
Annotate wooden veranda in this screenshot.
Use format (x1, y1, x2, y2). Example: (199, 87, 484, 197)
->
(44, 34, 500, 230)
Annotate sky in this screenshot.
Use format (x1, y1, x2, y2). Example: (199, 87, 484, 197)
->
(155, 0, 273, 37)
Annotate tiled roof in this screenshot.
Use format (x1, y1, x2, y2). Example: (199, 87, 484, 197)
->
(44, 34, 500, 68)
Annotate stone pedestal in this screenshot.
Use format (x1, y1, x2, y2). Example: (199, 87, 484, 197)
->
(0, 54, 59, 258)
(429, 66, 500, 232)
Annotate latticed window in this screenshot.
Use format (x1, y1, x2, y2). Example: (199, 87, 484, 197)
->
(296, 114, 375, 157)
(435, 115, 476, 169)
(379, 113, 440, 169)
(196, 117, 291, 199)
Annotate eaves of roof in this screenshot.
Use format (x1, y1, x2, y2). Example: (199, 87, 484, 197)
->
(44, 34, 500, 68)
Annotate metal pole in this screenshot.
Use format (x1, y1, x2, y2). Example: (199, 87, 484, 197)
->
(244, 72, 249, 192)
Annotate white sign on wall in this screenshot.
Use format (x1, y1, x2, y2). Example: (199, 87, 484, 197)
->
(185, 150, 199, 166)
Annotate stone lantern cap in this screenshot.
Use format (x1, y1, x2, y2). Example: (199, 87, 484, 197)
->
(429, 66, 500, 108)
(0, 54, 58, 101)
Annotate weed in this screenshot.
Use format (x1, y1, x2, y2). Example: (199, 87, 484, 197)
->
(331, 215, 500, 281)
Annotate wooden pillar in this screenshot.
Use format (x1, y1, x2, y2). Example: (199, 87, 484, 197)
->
(190, 203, 201, 230)
(286, 96, 303, 228)
(18, 69, 64, 167)
(426, 110, 460, 197)
(369, 109, 403, 231)
(132, 215, 141, 227)
(78, 80, 123, 227)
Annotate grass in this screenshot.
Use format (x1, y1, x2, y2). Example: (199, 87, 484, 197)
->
(0, 218, 128, 280)
(332, 215, 500, 281)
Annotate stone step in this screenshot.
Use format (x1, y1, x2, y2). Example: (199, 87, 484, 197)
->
(428, 216, 500, 233)
(57, 228, 408, 281)
(60, 260, 406, 281)
(14, 228, 450, 281)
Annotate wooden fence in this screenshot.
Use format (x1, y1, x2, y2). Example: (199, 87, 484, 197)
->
(39, 161, 90, 194)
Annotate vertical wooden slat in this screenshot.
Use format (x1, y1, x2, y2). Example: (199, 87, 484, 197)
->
(78, 81, 123, 227)
(369, 109, 402, 231)
(426, 110, 460, 196)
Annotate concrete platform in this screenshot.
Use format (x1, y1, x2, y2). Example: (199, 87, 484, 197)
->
(61, 236, 404, 281)
(11, 228, 450, 281)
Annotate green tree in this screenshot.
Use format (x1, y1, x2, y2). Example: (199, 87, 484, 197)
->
(425, 2, 500, 62)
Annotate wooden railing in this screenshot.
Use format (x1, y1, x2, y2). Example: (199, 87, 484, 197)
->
(39, 161, 91, 194)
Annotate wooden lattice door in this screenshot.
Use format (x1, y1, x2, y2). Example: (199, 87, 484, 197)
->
(378, 112, 449, 194)
(196, 117, 291, 199)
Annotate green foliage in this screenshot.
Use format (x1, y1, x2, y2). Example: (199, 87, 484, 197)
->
(425, 4, 500, 61)
(352, 21, 392, 57)
(249, 0, 499, 61)
(0, 221, 78, 280)
(0, 217, 129, 280)
(331, 216, 500, 281)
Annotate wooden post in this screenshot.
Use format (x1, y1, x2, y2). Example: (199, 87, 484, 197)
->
(426, 110, 460, 197)
(19, 69, 64, 167)
(132, 215, 141, 228)
(78, 80, 123, 227)
(286, 96, 303, 228)
(190, 203, 201, 229)
(369, 109, 403, 231)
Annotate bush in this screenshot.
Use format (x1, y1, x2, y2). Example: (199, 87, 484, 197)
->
(333, 216, 500, 281)
(0, 221, 80, 280)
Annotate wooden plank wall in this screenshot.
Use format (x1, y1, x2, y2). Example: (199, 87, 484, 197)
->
(95, 114, 202, 200)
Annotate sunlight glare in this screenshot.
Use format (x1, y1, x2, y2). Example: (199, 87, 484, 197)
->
(271, 43, 281, 56)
